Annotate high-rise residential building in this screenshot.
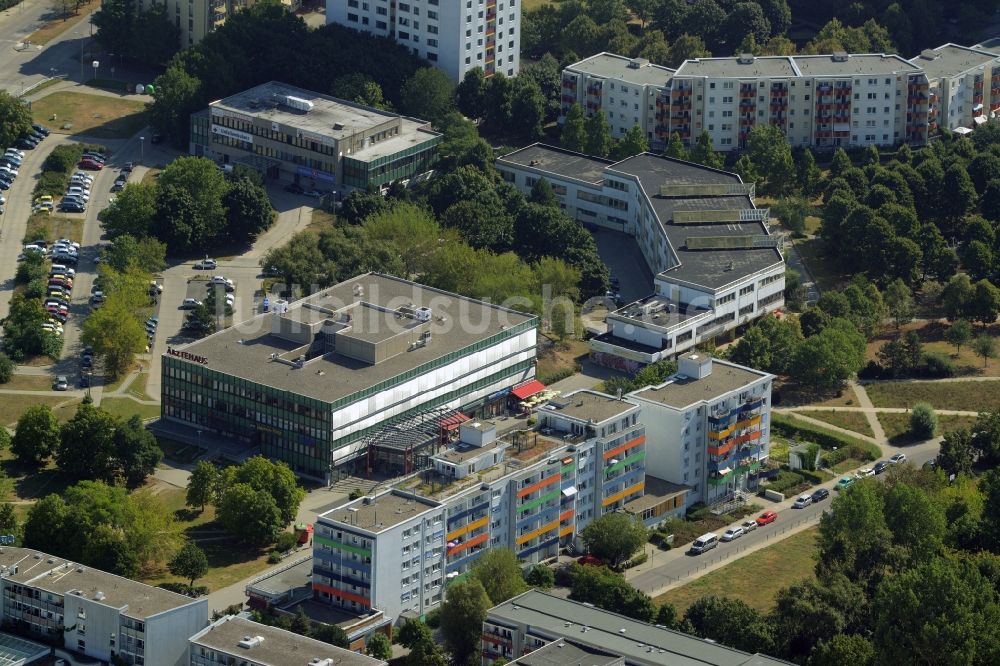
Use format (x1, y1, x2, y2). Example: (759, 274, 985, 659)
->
(138, 0, 254, 48)
(326, 0, 520, 82)
(160, 273, 537, 481)
(559, 53, 675, 149)
(0, 547, 207, 666)
(311, 390, 645, 621)
(629, 353, 773, 508)
(189, 616, 387, 666)
(910, 43, 1000, 135)
(483, 590, 792, 665)
(496, 145, 784, 372)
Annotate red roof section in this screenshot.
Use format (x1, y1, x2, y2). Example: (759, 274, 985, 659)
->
(512, 379, 546, 400)
(439, 412, 470, 430)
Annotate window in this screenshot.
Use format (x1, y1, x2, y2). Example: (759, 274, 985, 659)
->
(347, 13, 358, 21)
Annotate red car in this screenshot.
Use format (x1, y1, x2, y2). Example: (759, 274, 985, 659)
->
(79, 159, 103, 170)
(756, 510, 778, 526)
(577, 555, 606, 567)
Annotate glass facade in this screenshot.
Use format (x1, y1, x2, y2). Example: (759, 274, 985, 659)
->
(343, 137, 442, 188)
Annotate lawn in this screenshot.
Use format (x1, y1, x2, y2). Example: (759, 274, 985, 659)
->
(0, 375, 58, 391)
(307, 208, 338, 234)
(865, 381, 1000, 412)
(775, 381, 858, 408)
(100, 397, 160, 421)
(654, 527, 818, 614)
(127, 372, 154, 401)
(22, 214, 83, 245)
(877, 412, 980, 445)
(0, 395, 78, 427)
(536, 337, 589, 384)
(26, 0, 98, 45)
(32, 92, 148, 139)
(865, 320, 1000, 377)
(793, 410, 875, 438)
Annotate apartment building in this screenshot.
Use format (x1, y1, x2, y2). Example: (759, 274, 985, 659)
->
(482, 590, 792, 666)
(496, 145, 784, 371)
(911, 43, 1000, 134)
(138, 0, 255, 48)
(189, 616, 386, 666)
(629, 353, 772, 508)
(190, 82, 440, 193)
(657, 52, 928, 150)
(0, 547, 207, 666)
(311, 390, 644, 622)
(559, 53, 675, 149)
(161, 273, 537, 481)
(326, 0, 520, 82)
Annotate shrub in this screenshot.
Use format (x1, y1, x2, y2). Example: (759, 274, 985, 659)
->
(0, 353, 13, 384)
(768, 470, 807, 494)
(624, 552, 648, 568)
(267, 551, 282, 564)
(348, 488, 363, 501)
(910, 402, 938, 439)
(274, 531, 299, 553)
(40, 333, 62, 360)
(524, 564, 555, 589)
(24, 278, 47, 300)
(922, 352, 956, 378)
(858, 360, 883, 380)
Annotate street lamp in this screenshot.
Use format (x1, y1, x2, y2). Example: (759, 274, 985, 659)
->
(139, 136, 144, 160)
(92, 60, 99, 82)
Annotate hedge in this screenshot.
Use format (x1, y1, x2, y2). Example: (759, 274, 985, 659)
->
(772, 413, 880, 459)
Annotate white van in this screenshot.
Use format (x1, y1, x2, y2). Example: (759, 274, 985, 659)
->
(690, 533, 719, 555)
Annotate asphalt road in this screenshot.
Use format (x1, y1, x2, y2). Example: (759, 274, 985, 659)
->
(626, 438, 942, 596)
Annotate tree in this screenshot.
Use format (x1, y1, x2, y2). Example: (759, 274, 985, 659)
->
(525, 564, 554, 589)
(154, 157, 230, 251)
(103, 235, 168, 274)
(57, 403, 119, 481)
(664, 132, 688, 160)
(970, 279, 1000, 326)
(884, 279, 914, 329)
(0, 353, 13, 385)
(115, 415, 163, 488)
(223, 178, 275, 243)
(721, 2, 771, 48)
(530, 177, 558, 207)
(510, 77, 546, 140)
(217, 456, 305, 525)
(169, 541, 208, 590)
(667, 33, 710, 68)
(938, 428, 976, 478)
(942, 274, 975, 321)
(187, 460, 219, 511)
(131, 1, 180, 66)
(456, 67, 487, 119)
(400, 67, 455, 125)
(807, 634, 875, 666)
(790, 318, 867, 391)
(569, 564, 654, 621)
(470, 548, 528, 604)
(584, 110, 612, 157)
(100, 182, 158, 238)
(688, 130, 723, 169)
(580, 512, 647, 568)
(940, 163, 977, 225)
(945, 319, 973, 355)
(311, 622, 350, 648)
(0, 91, 32, 152)
(684, 595, 775, 655)
(397, 619, 432, 650)
(365, 633, 391, 660)
(909, 402, 938, 440)
(796, 148, 822, 196)
(975, 333, 998, 367)
(217, 483, 282, 547)
(745, 124, 795, 196)
(560, 103, 588, 153)
(874, 557, 1000, 664)
(731, 326, 774, 372)
(11, 405, 60, 464)
(612, 124, 649, 160)
(440, 579, 491, 664)
(81, 294, 147, 380)
(655, 602, 677, 628)
(0, 504, 18, 542)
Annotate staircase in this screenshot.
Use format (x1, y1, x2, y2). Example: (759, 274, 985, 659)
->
(710, 491, 749, 516)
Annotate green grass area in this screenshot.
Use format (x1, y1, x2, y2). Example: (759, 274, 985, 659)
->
(654, 527, 818, 614)
(307, 208, 338, 234)
(32, 91, 148, 139)
(100, 398, 160, 421)
(772, 412, 882, 459)
(26, 0, 98, 44)
(0, 395, 78, 427)
(125, 372, 153, 401)
(877, 412, 980, 445)
(25, 78, 65, 98)
(22, 214, 83, 245)
(792, 410, 875, 438)
(0, 375, 58, 391)
(865, 381, 1000, 412)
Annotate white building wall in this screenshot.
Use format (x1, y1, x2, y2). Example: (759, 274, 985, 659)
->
(632, 404, 692, 496)
(63, 595, 119, 664)
(144, 602, 210, 666)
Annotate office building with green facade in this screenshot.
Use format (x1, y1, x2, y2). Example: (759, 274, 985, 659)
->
(189, 82, 440, 193)
(161, 274, 538, 481)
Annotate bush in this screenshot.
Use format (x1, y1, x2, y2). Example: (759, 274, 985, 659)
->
(424, 608, 441, 628)
(910, 402, 938, 439)
(158, 582, 209, 597)
(24, 278, 47, 300)
(858, 360, 883, 380)
(348, 488, 363, 501)
(267, 551, 282, 564)
(767, 470, 807, 494)
(798, 469, 825, 485)
(0, 353, 13, 384)
(40, 333, 62, 360)
(624, 552, 648, 568)
(274, 531, 299, 553)
(524, 564, 555, 589)
(922, 352, 956, 378)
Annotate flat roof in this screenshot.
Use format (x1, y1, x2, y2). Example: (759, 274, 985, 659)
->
(629, 359, 768, 410)
(566, 52, 674, 87)
(792, 53, 921, 76)
(169, 273, 535, 404)
(912, 43, 1000, 80)
(0, 633, 50, 666)
(247, 557, 312, 598)
(490, 591, 791, 666)
(513, 638, 622, 666)
(674, 56, 796, 78)
(612, 295, 707, 329)
(663, 247, 783, 290)
(191, 616, 384, 666)
(498, 145, 614, 185)
(435, 438, 509, 464)
(0, 548, 199, 618)
(623, 475, 689, 514)
(321, 490, 438, 532)
(541, 390, 637, 423)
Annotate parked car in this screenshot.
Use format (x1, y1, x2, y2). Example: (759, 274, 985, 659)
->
(194, 258, 217, 270)
(576, 555, 605, 567)
(210, 275, 233, 286)
(793, 493, 813, 509)
(6, 148, 25, 158)
(52, 376, 69, 391)
(150, 133, 164, 144)
(303, 189, 323, 198)
(72, 172, 94, 183)
(740, 519, 757, 533)
(855, 467, 875, 478)
(811, 488, 830, 503)
(181, 298, 203, 309)
(261, 265, 280, 277)
(756, 510, 778, 526)
(90, 292, 106, 305)
(889, 453, 907, 465)
(32, 124, 50, 136)
(14, 138, 36, 150)
(79, 159, 103, 170)
(721, 526, 745, 542)
(835, 476, 855, 491)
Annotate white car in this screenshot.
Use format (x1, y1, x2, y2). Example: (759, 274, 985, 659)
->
(6, 148, 25, 158)
(56, 238, 80, 250)
(0, 195, 5, 205)
(793, 493, 813, 509)
(721, 526, 745, 542)
(211, 275, 233, 286)
(855, 467, 875, 479)
(0, 165, 17, 178)
(195, 258, 218, 270)
(72, 172, 94, 183)
(22, 244, 45, 255)
(224, 293, 235, 306)
(740, 519, 757, 533)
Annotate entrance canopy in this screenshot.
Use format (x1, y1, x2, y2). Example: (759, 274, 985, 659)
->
(511, 379, 546, 400)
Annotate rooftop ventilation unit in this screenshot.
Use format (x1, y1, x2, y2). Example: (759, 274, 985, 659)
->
(238, 636, 265, 649)
(283, 96, 315, 113)
(832, 51, 849, 62)
(737, 53, 754, 64)
(94, 591, 106, 601)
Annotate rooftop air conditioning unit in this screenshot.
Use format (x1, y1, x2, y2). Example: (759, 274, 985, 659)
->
(284, 96, 315, 113)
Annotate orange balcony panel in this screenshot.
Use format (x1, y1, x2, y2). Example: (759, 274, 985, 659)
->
(559, 509, 575, 522)
(448, 531, 489, 557)
(559, 525, 574, 538)
(707, 439, 736, 457)
(313, 583, 370, 607)
(603, 434, 646, 461)
(516, 520, 560, 545)
(602, 481, 645, 507)
(448, 515, 489, 542)
(517, 474, 559, 498)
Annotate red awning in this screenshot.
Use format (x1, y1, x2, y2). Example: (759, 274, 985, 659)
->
(439, 412, 470, 431)
(512, 379, 546, 400)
